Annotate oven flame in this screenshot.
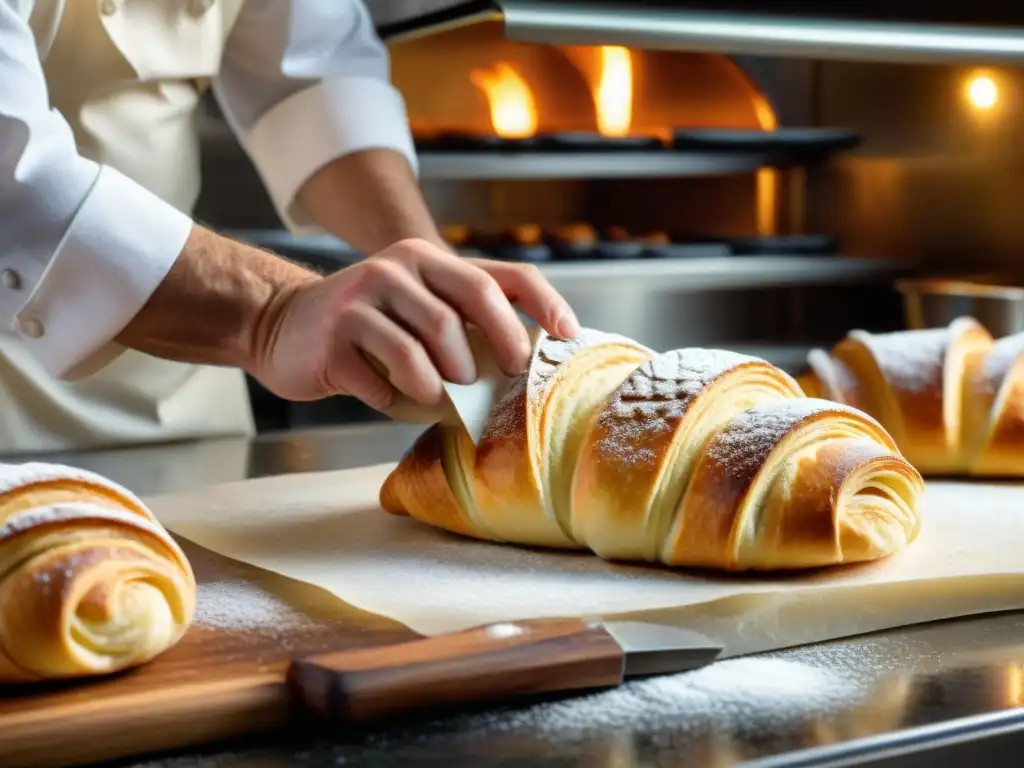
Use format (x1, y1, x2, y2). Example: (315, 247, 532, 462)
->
(470, 62, 538, 138)
(596, 46, 633, 137)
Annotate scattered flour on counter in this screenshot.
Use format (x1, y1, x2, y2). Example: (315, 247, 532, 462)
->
(456, 656, 861, 739)
(135, 657, 871, 767)
(777, 634, 920, 678)
(193, 580, 303, 632)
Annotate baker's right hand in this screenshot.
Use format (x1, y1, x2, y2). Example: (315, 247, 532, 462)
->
(250, 238, 581, 411)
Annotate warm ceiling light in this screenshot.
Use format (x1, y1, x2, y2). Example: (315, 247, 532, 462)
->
(966, 73, 998, 111)
(596, 46, 633, 137)
(470, 62, 538, 138)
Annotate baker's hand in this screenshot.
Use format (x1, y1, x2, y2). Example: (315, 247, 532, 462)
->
(251, 238, 580, 410)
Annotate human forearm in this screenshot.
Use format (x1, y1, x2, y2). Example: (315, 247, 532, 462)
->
(115, 225, 320, 371)
(296, 148, 446, 255)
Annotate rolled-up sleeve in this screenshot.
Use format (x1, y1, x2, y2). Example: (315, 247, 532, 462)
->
(213, 0, 417, 233)
(0, 3, 191, 380)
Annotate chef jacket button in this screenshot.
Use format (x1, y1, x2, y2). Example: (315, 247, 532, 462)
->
(19, 317, 44, 339)
(190, 0, 215, 16)
(0, 269, 21, 291)
(100, 0, 118, 16)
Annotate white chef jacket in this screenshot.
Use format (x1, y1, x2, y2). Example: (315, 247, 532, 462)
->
(0, 0, 418, 453)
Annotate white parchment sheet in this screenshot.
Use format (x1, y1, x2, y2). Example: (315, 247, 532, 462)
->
(147, 465, 1024, 657)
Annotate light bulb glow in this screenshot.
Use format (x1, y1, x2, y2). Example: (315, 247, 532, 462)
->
(966, 75, 998, 110)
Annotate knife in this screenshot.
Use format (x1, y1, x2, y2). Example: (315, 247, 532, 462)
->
(374, 323, 544, 443)
(286, 618, 723, 725)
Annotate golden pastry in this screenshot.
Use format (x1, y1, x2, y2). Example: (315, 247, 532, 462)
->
(0, 463, 195, 682)
(801, 317, 1024, 476)
(381, 329, 923, 571)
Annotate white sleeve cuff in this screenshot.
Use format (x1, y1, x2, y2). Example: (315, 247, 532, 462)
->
(242, 75, 419, 234)
(14, 166, 192, 380)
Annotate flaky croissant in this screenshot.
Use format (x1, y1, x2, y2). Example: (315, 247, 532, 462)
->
(0, 463, 195, 682)
(380, 329, 923, 572)
(798, 316, 1024, 477)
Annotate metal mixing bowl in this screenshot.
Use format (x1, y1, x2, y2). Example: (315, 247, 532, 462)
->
(896, 277, 1024, 336)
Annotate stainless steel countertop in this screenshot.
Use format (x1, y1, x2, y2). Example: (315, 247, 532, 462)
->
(21, 424, 1024, 768)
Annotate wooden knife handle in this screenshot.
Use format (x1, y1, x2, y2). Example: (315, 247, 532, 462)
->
(286, 618, 624, 724)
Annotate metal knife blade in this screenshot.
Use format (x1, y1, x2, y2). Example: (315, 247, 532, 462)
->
(438, 324, 524, 443)
(376, 323, 544, 444)
(599, 620, 724, 678)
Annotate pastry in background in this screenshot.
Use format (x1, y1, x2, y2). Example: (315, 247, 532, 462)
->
(800, 316, 1024, 477)
(0, 464, 195, 682)
(554, 222, 598, 246)
(380, 328, 923, 572)
(547, 222, 598, 260)
(440, 224, 472, 249)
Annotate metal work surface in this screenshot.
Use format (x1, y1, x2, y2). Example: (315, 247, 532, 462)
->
(20, 425, 1024, 768)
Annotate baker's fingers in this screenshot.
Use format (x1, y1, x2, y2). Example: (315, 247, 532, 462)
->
(417, 257, 531, 375)
(344, 305, 444, 407)
(327, 342, 395, 412)
(465, 258, 580, 339)
(377, 264, 477, 385)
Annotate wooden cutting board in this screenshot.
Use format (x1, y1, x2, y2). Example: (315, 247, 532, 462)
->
(0, 538, 419, 768)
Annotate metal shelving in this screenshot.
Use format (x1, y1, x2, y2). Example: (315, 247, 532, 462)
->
(537, 255, 910, 291)
(226, 230, 912, 293)
(417, 150, 790, 180)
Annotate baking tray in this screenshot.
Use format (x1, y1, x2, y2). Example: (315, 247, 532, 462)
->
(670, 128, 861, 162)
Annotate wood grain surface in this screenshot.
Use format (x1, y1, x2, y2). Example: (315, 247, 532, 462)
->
(288, 618, 625, 724)
(0, 538, 418, 768)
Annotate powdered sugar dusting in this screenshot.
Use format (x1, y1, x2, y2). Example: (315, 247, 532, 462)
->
(979, 332, 1024, 396)
(807, 350, 859, 404)
(706, 398, 847, 480)
(594, 349, 761, 468)
(642, 348, 761, 388)
(483, 329, 647, 445)
(29, 546, 111, 602)
(0, 506, 97, 541)
(534, 329, 638, 377)
(31, 556, 84, 598)
(0, 503, 165, 546)
(856, 327, 948, 394)
(531, 335, 585, 381)
(0, 462, 148, 510)
(531, 328, 648, 398)
(193, 580, 305, 633)
(484, 372, 529, 444)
